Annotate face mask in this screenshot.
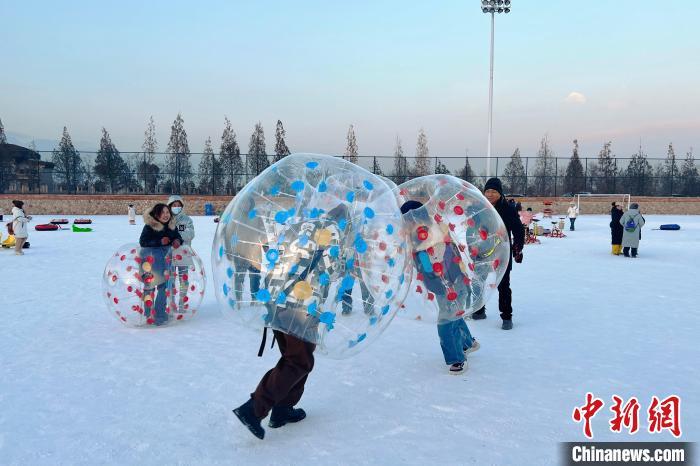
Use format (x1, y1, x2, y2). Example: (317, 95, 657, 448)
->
(171, 207, 183, 215)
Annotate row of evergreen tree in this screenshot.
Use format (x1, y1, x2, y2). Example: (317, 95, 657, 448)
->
(46, 115, 289, 194)
(499, 136, 699, 197)
(2, 116, 699, 196)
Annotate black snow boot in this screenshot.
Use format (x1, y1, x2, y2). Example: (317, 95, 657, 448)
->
(501, 319, 513, 330)
(233, 398, 265, 440)
(269, 406, 307, 428)
(471, 307, 487, 320)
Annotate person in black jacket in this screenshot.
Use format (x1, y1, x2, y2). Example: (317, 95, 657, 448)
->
(471, 178, 525, 330)
(139, 203, 182, 325)
(609, 202, 624, 255)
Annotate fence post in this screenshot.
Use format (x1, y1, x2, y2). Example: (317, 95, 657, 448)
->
(524, 157, 529, 195)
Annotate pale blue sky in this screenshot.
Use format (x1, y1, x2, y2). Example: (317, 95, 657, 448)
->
(2, 0, 699, 167)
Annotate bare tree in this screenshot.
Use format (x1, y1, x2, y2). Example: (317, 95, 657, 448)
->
(344, 124, 358, 164)
(413, 128, 430, 176)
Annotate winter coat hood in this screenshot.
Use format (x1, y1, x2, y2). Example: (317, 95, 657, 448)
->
(143, 204, 177, 232)
(167, 195, 184, 207)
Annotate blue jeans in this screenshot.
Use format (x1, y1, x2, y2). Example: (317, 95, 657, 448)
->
(569, 218, 576, 230)
(233, 259, 261, 302)
(141, 247, 171, 325)
(437, 319, 475, 365)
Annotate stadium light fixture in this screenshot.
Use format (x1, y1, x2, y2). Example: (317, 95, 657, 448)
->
(481, 0, 511, 177)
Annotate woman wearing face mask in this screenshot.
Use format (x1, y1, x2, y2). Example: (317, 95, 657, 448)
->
(168, 195, 196, 313)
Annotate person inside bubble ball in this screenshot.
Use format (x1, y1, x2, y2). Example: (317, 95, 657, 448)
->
(139, 203, 182, 325)
(233, 197, 263, 306)
(339, 205, 375, 316)
(472, 178, 524, 330)
(232, 203, 348, 440)
(400, 199, 479, 375)
(167, 195, 195, 313)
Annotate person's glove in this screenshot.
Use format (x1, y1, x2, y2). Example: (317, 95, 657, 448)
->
(513, 245, 523, 264)
(172, 239, 181, 249)
(161, 237, 170, 245)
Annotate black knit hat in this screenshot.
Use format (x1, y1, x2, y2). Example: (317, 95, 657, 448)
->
(484, 177, 503, 195)
(400, 200, 424, 215)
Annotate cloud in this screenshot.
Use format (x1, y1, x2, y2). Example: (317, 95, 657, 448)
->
(564, 92, 587, 104)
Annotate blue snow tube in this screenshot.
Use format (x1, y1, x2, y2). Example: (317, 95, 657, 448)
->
(659, 224, 681, 231)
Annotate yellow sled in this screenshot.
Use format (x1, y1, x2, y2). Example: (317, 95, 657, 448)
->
(2, 234, 16, 248)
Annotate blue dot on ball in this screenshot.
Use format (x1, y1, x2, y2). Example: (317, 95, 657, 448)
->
(346, 191, 355, 202)
(386, 224, 394, 234)
(256, 289, 271, 303)
(355, 238, 367, 254)
(306, 161, 319, 169)
(291, 180, 305, 192)
(318, 181, 327, 192)
(363, 180, 374, 190)
(364, 207, 375, 219)
(275, 210, 288, 224)
(308, 302, 318, 316)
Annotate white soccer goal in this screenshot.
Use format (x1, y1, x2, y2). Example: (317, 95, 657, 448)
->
(575, 193, 631, 212)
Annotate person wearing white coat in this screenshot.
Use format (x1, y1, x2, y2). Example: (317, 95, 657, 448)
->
(167, 195, 196, 312)
(11, 200, 32, 255)
(567, 202, 579, 231)
(619, 203, 645, 258)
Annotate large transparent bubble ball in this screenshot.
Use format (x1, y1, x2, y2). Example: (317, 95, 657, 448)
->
(396, 175, 510, 322)
(102, 243, 206, 327)
(212, 153, 412, 358)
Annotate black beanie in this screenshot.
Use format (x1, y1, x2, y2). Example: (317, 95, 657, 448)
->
(484, 177, 503, 195)
(400, 200, 424, 215)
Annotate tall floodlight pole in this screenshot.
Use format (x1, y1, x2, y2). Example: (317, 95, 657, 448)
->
(481, 0, 511, 178)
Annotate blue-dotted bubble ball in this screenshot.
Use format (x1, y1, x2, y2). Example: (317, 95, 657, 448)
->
(395, 175, 510, 322)
(102, 243, 206, 327)
(212, 153, 412, 358)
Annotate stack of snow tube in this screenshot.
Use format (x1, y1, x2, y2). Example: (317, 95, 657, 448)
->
(50, 219, 69, 225)
(36, 224, 60, 231)
(74, 219, 93, 225)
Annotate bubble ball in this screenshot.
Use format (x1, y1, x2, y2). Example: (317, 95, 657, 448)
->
(212, 153, 412, 358)
(395, 174, 510, 322)
(102, 243, 206, 327)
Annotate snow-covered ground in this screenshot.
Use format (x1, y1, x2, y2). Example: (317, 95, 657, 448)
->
(1, 214, 697, 465)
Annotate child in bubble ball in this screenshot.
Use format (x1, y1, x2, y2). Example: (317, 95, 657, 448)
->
(400, 199, 479, 375)
(139, 203, 182, 325)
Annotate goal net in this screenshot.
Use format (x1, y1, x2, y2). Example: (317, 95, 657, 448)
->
(575, 193, 631, 212)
